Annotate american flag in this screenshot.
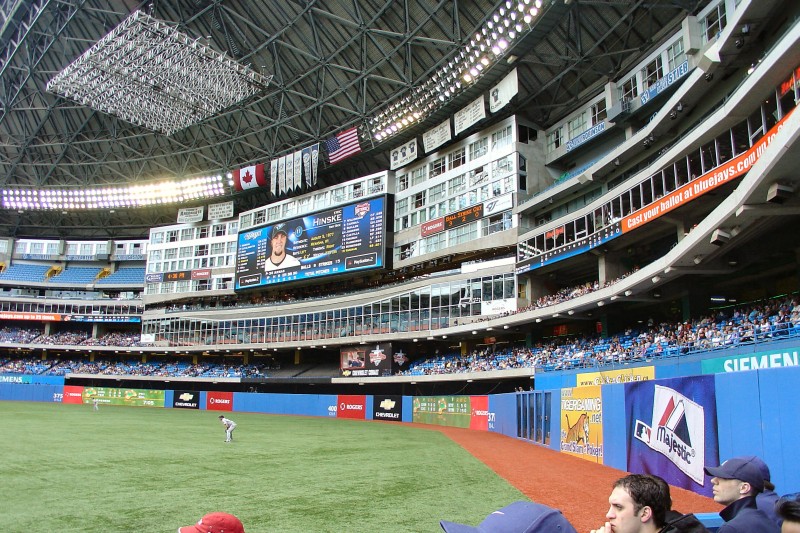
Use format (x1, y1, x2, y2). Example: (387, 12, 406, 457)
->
(325, 127, 361, 164)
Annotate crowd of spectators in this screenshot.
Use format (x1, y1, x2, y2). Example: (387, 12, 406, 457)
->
(0, 329, 151, 347)
(400, 295, 800, 375)
(0, 294, 798, 379)
(0, 356, 273, 378)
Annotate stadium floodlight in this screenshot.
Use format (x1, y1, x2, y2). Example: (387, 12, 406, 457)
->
(46, 10, 272, 135)
(1, 175, 225, 211)
(369, 0, 545, 143)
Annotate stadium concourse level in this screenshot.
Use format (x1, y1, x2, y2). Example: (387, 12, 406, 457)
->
(1, 293, 798, 378)
(0, 329, 150, 347)
(154, 265, 640, 322)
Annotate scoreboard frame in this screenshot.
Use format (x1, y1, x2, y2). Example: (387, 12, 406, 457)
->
(234, 195, 391, 290)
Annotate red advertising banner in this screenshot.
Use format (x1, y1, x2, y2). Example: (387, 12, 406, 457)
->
(337, 394, 367, 419)
(469, 395, 489, 431)
(0, 311, 62, 321)
(622, 108, 794, 234)
(191, 268, 211, 280)
(206, 391, 234, 411)
(62, 385, 84, 404)
(421, 217, 446, 237)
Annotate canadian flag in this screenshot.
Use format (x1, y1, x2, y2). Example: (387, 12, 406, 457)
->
(233, 163, 267, 191)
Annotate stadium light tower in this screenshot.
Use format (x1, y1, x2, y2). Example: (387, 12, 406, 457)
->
(47, 10, 272, 135)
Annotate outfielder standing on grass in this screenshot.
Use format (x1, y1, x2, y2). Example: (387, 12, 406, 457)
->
(219, 415, 236, 442)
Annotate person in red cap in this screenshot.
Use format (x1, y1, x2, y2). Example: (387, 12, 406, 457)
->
(179, 512, 244, 533)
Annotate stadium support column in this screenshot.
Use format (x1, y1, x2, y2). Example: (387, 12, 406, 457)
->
(598, 251, 624, 286)
(295, 348, 301, 364)
(527, 275, 547, 304)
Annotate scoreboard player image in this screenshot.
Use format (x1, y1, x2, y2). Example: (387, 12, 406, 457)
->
(234, 196, 387, 290)
(341, 348, 366, 369)
(264, 223, 301, 272)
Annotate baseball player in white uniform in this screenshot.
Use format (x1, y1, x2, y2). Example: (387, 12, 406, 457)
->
(218, 415, 237, 442)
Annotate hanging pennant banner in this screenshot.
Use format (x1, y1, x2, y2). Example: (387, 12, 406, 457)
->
(423, 119, 452, 153)
(454, 95, 486, 135)
(489, 68, 518, 113)
(390, 138, 418, 170)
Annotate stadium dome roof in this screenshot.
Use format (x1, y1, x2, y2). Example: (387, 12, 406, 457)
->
(0, 0, 702, 238)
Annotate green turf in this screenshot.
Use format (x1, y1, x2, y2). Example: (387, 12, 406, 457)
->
(0, 402, 525, 532)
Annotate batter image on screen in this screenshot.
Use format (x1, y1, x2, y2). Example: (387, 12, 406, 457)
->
(341, 348, 366, 369)
(264, 223, 301, 272)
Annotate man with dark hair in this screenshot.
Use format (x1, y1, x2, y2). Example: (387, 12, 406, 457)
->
(747, 456, 781, 527)
(590, 474, 670, 533)
(264, 223, 300, 271)
(704, 456, 779, 533)
(646, 475, 708, 533)
(776, 493, 800, 533)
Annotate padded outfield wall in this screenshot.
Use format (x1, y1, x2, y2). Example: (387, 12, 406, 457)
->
(2, 360, 798, 499)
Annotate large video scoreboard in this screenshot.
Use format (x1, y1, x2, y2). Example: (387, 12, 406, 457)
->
(235, 196, 387, 290)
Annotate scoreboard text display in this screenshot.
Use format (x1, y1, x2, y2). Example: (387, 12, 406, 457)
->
(235, 196, 387, 290)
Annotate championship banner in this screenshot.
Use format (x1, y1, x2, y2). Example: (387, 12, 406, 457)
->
(277, 155, 286, 196)
(270, 158, 278, 196)
(576, 366, 654, 387)
(208, 200, 234, 221)
(489, 68, 518, 113)
(423, 119, 451, 153)
(293, 150, 303, 191)
(82, 386, 165, 407)
(625, 376, 719, 496)
(285, 153, 295, 194)
(454, 95, 486, 135)
(311, 143, 320, 187)
(177, 206, 204, 224)
(302, 146, 313, 188)
(560, 386, 603, 463)
(390, 138, 418, 170)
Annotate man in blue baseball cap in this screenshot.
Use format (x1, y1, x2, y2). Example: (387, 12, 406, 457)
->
(440, 501, 576, 533)
(705, 456, 779, 533)
(264, 223, 300, 271)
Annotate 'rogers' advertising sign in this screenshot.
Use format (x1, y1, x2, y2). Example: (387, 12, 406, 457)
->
(336, 394, 367, 420)
(206, 391, 234, 412)
(62, 385, 84, 404)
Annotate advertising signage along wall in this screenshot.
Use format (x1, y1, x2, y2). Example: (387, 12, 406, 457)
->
(235, 196, 388, 290)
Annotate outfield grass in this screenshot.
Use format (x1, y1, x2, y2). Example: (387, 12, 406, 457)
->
(0, 402, 525, 532)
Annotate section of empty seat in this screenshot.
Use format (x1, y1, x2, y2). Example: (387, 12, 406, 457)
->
(0, 263, 50, 282)
(96, 267, 146, 285)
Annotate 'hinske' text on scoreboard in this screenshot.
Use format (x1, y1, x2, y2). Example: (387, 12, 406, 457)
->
(235, 196, 386, 289)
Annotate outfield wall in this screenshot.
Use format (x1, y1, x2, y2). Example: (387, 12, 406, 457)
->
(1, 364, 798, 499)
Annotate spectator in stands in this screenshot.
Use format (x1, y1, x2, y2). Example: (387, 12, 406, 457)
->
(704, 456, 779, 533)
(776, 493, 800, 533)
(590, 474, 670, 533)
(440, 501, 576, 532)
(179, 512, 244, 533)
